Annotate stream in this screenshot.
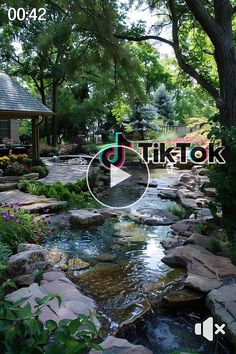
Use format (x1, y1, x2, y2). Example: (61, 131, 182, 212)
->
(43, 169, 232, 354)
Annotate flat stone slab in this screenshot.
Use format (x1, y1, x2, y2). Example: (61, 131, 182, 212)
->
(206, 284, 236, 346)
(0, 190, 67, 212)
(162, 245, 236, 292)
(6, 271, 99, 328)
(0, 182, 18, 191)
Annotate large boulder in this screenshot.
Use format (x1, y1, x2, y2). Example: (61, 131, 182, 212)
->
(7, 250, 49, 277)
(171, 219, 200, 237)
(206, 284, 236, 347)
(162, 245, 236, 292)
(90, 335, 152, 354)
(69, 210, 105, 228)
(130, 208, 180, 226)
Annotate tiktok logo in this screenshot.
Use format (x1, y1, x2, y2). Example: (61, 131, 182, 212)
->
(99, 132, 133, 169)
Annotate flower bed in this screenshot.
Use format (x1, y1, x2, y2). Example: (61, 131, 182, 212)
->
(0, 154, 48, 178)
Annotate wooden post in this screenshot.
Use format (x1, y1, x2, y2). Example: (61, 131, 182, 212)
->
(32, 117, 40, 160)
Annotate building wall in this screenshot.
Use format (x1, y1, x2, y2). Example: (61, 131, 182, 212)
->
(10, 119, 20, 143)
(0, 119, 20, 143)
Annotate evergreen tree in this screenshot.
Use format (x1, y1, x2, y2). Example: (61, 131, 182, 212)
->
(153, 84, 176, 126)
(125, 99, 157, 140)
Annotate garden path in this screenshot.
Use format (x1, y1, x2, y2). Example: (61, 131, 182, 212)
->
(39, 158, 88, 185)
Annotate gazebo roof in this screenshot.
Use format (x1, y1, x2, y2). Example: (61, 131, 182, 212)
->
(0, 72, 53, 118)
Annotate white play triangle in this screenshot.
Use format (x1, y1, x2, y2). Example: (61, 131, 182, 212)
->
(110, 164, 131, 188)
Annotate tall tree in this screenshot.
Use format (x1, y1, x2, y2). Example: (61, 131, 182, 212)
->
(115, 0, 236, 247)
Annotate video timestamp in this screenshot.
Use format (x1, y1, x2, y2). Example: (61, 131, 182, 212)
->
(8, 8, 46, 21)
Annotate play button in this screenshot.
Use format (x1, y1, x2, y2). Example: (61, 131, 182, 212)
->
(86, 145, 150, 209)
(110, 164, 131, 188)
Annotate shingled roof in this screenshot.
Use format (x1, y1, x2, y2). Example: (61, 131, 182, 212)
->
(0, 72, 53, 118)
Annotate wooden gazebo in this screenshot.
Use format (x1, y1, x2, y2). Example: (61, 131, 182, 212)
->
(0, 72, 54, 159)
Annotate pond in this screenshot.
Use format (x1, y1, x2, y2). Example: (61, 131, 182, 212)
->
(43, 168, 232, 353)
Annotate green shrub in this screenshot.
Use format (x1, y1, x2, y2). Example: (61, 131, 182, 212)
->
(0, 242, 11, 275)
(81, 144, 99, 155)
(31, 165, 48, 178)
(18, 179, 99, 209)
(207, 238, 222, 254)
(195, 222, 206, 234)
(0, 203, 46, 249)
(0, 282, 103, 353)
(168, 203, 186, 219)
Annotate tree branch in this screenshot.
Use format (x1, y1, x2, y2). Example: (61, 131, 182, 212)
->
(168, 0, 220, 101)
(114, 34, 174, 47)
(233, 6, 236, 14)
(184, 0, 224, 45)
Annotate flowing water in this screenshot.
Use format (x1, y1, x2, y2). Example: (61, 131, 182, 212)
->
(43, 168, 232, 353)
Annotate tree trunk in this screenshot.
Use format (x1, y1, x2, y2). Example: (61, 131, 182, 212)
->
(214, 40, 236, 244)
(40, 87, 51, 146)
(52, 81, 58, 148)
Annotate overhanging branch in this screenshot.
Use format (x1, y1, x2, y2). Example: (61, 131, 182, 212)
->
(114, 34, 174, 47)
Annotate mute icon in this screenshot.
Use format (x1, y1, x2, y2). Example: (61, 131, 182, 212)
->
(194, 317, 226, 342)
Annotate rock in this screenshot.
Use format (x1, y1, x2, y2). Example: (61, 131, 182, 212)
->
(63, 300, 100, 330)
(177, 188, 205, 200)
(14, 274, 35, 286)
(69, 210, 104, 228)
(161, 235, 185, 250)
(189, 208, 213, 221)
(178, 173, 196, 185)
(60, 264, 68, 271)
(20, 173, 39, 180)
(7, 250, 49, 277)
(138, 179, 157, 188)
(68, 258, 90, 271)
(5, 176, 19, 182)
(17, 243, 46, 253)
(206, 284, 236, 346)
(97, 253, 116, 262)
(204, 187, 217, 197)
(158, 190, 178, 200)
(6, 283, 46, 302)
(0, 182, 17, 191)
(197, 167, 209, 176)
(47, 249, 63, 263)
(184, 233, 222, 250)
(163, 288, 204, 308)
(179, 197, 205, 210)
(42, 271, 66, 282)
(130, 208, 180, 226)
(171, 219, 200, 237)
(89, 335, 152, 354)
(0, 169, 3, 177)
(0, 176, 6, 183)
(96, 208, 122, 219)
(162, 244, 236, 292)
(191, 165, 203, 173)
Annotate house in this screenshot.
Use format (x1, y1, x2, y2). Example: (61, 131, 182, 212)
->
(0, 119, 19, 143)
(0, 72, 53, 158)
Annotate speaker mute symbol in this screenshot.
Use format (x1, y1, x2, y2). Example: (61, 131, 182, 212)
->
(194, 317, 226, 342)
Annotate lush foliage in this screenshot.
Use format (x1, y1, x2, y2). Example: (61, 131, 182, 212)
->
(0, 242, 11, 276)
(0, 203, 46, 249)
(19, 178, 99, 209)
(0, 282, 103, 354)
(0, 155, 48, 177)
